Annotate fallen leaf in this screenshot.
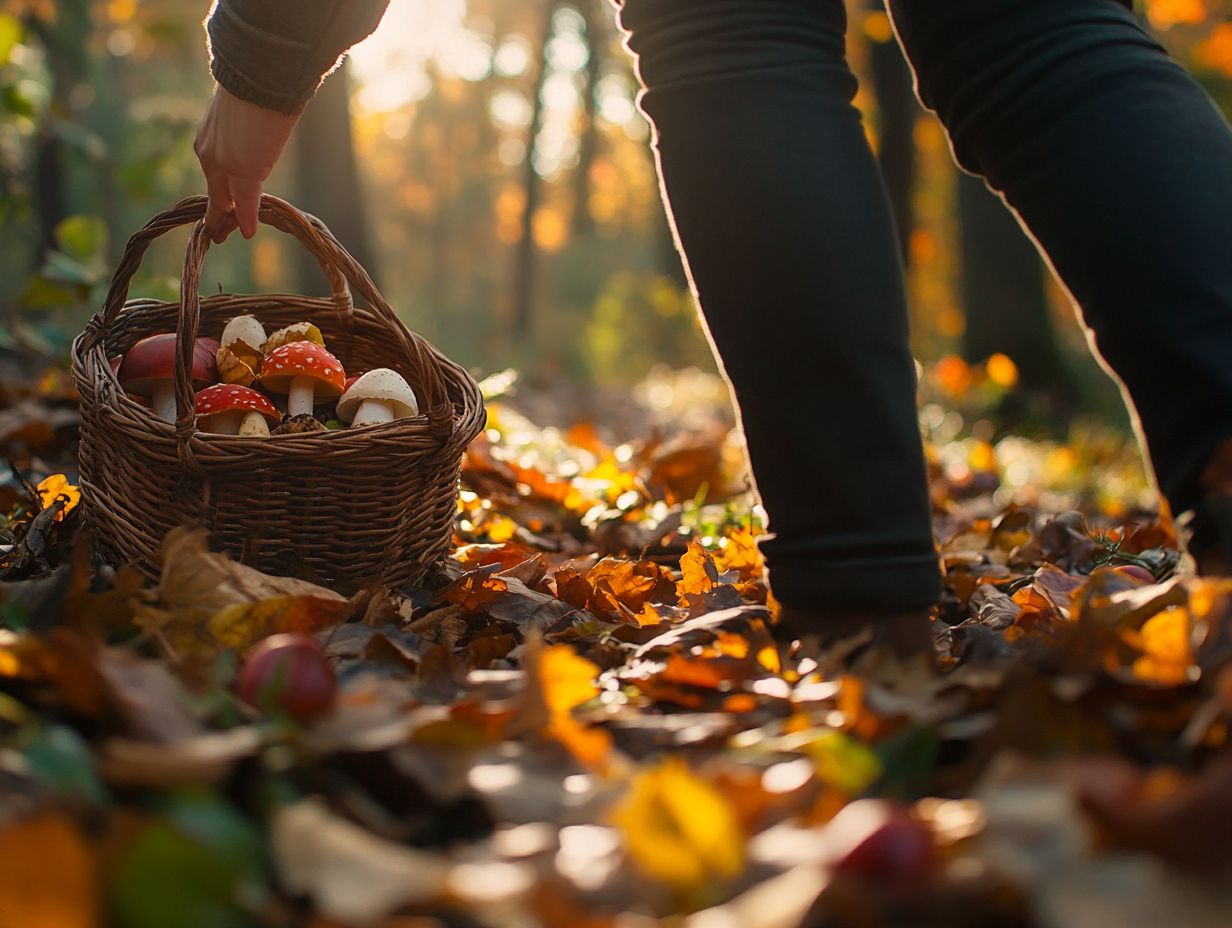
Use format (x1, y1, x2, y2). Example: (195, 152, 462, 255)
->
(0, 812, 98, 928)
(273, 798, 450, 922)
(611, 756, 745, 895)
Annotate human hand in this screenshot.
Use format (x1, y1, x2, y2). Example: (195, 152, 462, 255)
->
(194, 86, 301, 243)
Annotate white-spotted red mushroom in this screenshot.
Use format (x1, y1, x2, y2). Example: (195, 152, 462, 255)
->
(117, 334, 219, 422)
(336, 368, 419, 427)
(194, 384, 281, 436)
(258, 341, 345, 416)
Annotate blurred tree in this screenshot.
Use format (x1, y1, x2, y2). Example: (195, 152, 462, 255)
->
(513, 0, 561, 339)
(865, 1, 918, 260)
(294, 62, 377, 295)
(27, 0, 90, 266)
(570, 0, 604, 237)
(957, 174, 1073, 407)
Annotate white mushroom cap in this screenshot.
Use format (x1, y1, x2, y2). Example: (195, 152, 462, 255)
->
(221, 314, 267, 351)
(336, 368, 419, 422)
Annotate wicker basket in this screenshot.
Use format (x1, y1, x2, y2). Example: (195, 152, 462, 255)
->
(71, 195, 485, 588)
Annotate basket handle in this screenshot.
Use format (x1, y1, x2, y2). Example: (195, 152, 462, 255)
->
(95, 195, 352, 331)
(89, 194, 452, 439)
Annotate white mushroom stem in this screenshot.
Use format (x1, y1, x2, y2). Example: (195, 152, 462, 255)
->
(286, 375, 318, 416)
(351, 399, 395, 427)
(151, 380, 176, 423)
(200, 411, 243, 434)
(239, 412, 270, 437)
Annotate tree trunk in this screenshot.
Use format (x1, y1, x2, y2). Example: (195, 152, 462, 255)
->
(294, 62, 376, 295)
(571, 0, 605, 237)
(28, 0, 91, 267)
(958, 172, 1073, 401)
(867, 0, 919, 261)
(512, 0, 559, 339)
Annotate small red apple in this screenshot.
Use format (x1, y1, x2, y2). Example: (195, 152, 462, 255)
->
(236, 633, 336, 722)
(826, 799, 935, 883)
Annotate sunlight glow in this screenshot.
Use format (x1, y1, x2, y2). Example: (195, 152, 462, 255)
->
(349, 0, 471, 112)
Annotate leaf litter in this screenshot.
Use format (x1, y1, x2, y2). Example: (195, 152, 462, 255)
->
(1, 361, 1232, 927)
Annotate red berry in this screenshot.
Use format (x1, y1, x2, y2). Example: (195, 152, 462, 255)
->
(236, 633, 336, 722)
(1113, 564, 1155, 583)
(827, 800, 935, 883)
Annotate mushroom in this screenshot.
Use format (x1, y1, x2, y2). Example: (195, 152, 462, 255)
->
(216, 314, 267, 386)
(336, 368, 419, 427)
(194, 384, 281, 436)
(259, 341, 346, 416)
(117, 334, 220, 422)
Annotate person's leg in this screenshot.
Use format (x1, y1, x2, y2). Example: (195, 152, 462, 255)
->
(889, 0, 1232, 553)
(615, 0, 942, 627)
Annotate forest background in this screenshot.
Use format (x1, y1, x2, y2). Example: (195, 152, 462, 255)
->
(1, 0, 1230, 433)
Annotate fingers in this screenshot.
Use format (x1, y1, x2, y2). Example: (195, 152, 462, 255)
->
(202, 167, 237, 244)
(230, 175, 263, 240)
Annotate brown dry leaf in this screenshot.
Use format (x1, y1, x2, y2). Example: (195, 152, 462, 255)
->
(0, 812, 99, 928)
(156, 527, 345, 620)
(273, 798, 450, 923)
(678, 541, 717, 599)
(454, 542, 536, 572)
(138, 528, 346, 660)
(553, 557, 674, 623)
(100, 727, 261, 788)
(96, 648, 204, 742)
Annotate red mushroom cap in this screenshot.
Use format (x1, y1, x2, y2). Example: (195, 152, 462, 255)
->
(116, 334, 220, 395)
(259, 341, 346, 398)
(194, 384, 281, 423)
(342, 373, 362, 393)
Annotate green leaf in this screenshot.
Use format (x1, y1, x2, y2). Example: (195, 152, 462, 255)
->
(110, 792, 265, 928)
(40, 251, 97, 286)
(0, 83, 34, 118)
(20, 274, 82, 309)
(0, 13, 22, 66)
(23, 725, 108, 805)
(55, 214, 108, 262)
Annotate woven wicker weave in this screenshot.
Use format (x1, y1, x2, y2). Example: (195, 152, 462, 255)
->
(71, 195, 485, 588)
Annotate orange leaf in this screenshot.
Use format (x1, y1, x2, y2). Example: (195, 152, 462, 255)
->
(0, 813, 99, 928)
(36, 474, 80, 521)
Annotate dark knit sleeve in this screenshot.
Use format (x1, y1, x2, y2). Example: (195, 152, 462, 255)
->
(205, 0, 389, 114)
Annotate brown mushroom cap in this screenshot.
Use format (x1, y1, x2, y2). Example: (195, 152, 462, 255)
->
(117, 334, 220, 395)
(259, 341, 346, 398)
(194, 384, 281, 423)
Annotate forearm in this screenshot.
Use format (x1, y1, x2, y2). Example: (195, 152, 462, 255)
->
(205, 0, 389, 114)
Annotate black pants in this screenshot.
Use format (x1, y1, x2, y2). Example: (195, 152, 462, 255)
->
(615, 0, 1232, 614)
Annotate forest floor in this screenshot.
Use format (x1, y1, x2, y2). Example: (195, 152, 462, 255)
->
(2, 358, 1232, 928)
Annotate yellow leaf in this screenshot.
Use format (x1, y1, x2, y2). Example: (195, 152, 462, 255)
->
(713, 528, 764, 582)
(806, 730, 883, 795)
(261, 322, 324, 356)
(1129, 606, 1194, 685)
(536, 643, 600, 717)
(215, 344, 257, 387)
(36, 474, 80, 520)
(0, 812, 99, 928)
(208, 596, 350, 651)
(611, 757, 745, 892)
